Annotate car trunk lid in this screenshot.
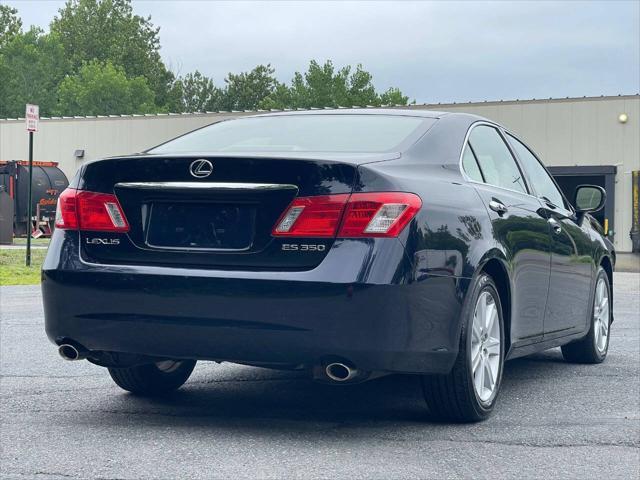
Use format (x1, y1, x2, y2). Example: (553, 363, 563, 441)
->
(77, 153, 396, 269)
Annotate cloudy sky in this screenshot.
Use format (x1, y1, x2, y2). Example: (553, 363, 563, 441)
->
(5, 0, 639, 103)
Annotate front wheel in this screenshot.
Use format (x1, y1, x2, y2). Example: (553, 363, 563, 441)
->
(108, 359, 197, 396)
(561, 267, 611, 364)
(422, 273, 505, 422)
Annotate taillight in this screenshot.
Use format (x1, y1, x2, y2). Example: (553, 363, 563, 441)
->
(272, 192, 421, 238)
(338, 192, 422, 237)
(272, 194, 350, 237)
(55, 188, 79, 229)
(55, 188, 129, 232)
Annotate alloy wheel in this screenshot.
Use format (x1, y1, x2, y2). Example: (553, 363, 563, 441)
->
(593, 277, 610, 354)
(471, 291, 501, 403)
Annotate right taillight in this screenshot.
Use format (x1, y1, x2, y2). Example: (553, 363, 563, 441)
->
(55, 188, 129, 232)
(338, 192, 422, 237)
(272, 192, 421, 238)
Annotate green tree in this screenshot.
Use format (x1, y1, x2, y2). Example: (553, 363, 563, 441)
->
(380, 87, 410, 106)
(0, 28, 70, 118)
(0, 5, 22, 117)
(289, 60, 350, 108)
(56, 60, 155, 115)
(0, 4, 22, 48)
(258, 82, 293, 110)
(50, 0, 174, 108)
(259, 60, 411, 109)
(3, 0, 412, 117)
(222, 64, 278, 110)
(345, 64, 380, 106)
(172, 70, 224, 113)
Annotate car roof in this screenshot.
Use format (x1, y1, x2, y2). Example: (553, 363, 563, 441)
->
(242, 108, 493, 125)
(243, 108, 448, 119)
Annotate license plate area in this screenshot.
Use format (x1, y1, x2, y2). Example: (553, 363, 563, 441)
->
(145, 202, 256, 251)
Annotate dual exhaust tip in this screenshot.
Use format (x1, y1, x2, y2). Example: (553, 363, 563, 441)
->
(58, 345, 359, 383)
(58, 344, 87, 361)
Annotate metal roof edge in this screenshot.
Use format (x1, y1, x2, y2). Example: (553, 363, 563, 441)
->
(1, 94, 638, 122)
(419, 93, 640, 108)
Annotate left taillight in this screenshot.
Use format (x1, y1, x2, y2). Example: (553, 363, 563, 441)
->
(55, 188, 78, 229)
(55, 188, 129, 232)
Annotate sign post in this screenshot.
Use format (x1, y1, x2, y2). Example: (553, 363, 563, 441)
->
(25, 104, 39, 267)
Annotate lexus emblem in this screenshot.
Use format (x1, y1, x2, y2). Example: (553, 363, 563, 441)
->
(189, 159, 213, 178)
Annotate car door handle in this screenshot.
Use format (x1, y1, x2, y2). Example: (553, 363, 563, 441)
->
(548, 218, 562, 234)
(489, 200, 508, 215)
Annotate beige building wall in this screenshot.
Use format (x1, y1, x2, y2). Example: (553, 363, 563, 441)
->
(1, 95, 638, 251)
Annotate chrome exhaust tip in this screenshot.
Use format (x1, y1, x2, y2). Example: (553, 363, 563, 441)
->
(325, 362, 357, 382)
(58, 344, 85, 361)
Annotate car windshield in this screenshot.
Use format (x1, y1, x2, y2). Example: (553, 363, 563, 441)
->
(149, 114, 433, 154)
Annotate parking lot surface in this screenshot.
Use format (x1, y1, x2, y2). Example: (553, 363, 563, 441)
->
(1, 273, 639, 479)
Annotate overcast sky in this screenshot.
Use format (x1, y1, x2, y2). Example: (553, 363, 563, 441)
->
(5, 0, 639, 103)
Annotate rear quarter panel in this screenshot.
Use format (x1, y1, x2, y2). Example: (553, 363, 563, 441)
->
(356, 160, 498, 349)
(357, 161, 494, 280)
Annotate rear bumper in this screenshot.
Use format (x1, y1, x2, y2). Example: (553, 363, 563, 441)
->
(42, 231, 469, 375)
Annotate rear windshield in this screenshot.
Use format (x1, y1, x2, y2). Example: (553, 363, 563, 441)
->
(149, 114, 433, 154)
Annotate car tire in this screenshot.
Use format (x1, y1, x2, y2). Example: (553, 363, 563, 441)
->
(422, 273, 505, 422)
(108, 359, 197, 395)
(561, 267, 611, 364)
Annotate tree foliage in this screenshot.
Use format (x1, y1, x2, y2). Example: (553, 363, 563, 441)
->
(50, 0, 173, 105)
(259, 60, 411, 110)
(0, 4, 22, 49)
(222, 64, 279, 111)
(380, 87, 410, 106)
(171, 70, 223, 113)
(0, 0, 411, 118)
(56, 60, 155, 115)
(0, 28, 70, 117)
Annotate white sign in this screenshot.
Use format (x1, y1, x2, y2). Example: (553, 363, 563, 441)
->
(25, 104, 39, 132)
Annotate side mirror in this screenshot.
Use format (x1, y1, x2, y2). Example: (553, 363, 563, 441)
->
(574, 185, 606, 213)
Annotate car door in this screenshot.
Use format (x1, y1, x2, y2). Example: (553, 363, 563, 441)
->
(506, 133, 594, 338)
(462, 124, 551, 345)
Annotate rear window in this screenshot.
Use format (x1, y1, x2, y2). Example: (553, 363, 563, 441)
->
(149, 114, 433, 154)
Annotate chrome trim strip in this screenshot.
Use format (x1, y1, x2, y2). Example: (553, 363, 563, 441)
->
(115, 182, 298, 191)
(142, 243, 253, 253)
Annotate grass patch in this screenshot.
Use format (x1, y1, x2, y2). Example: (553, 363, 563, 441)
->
(10, 237, 51, 247)
(0, 248, 47, 285)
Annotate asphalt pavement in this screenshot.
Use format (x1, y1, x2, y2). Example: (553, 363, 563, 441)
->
(1, 274, 639, 479)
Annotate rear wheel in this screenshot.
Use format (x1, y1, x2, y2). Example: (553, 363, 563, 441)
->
(561, 267, 611, 364)
(108, 359, 196, 395)
(422, 273, 505, 422)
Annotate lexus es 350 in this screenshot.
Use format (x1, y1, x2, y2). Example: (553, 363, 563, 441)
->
(43, 110, 615, 422)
